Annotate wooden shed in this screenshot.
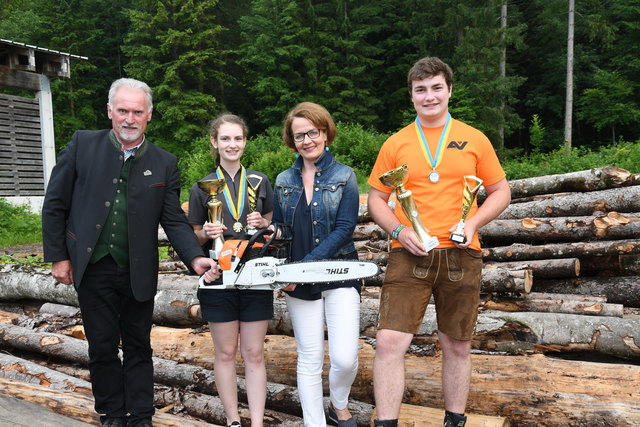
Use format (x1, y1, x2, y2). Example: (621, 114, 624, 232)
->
(0, 39, 87, 212)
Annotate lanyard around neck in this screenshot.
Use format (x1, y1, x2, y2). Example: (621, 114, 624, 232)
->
(414, 113, 452, 172)
(216, 165, 246, 221)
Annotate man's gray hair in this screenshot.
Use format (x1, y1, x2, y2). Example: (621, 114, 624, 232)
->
(108, 78, 153, 112)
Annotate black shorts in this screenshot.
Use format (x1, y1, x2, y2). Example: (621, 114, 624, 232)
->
(197, 288, 274, 323)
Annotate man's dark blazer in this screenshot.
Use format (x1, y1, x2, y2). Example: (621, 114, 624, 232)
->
(42, 129, 204, 301)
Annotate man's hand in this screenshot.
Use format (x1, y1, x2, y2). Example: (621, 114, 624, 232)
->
(448, 222, 477, 249)
(52, 260, 74, 285)
(397, 227, 429, 257)
(191, 256, 221, 279)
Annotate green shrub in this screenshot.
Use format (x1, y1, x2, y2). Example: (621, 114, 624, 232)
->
(529, 114, 545, 151)
(502, 140, 640, 180)
(0, 198, 42, 248)
(179, 123, 389, 194)
(243, 126, 295, 185)
(332, 122, 389, 189)
(179, 135, 214, 197)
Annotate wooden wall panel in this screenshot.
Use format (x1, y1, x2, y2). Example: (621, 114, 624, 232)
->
(0, 93, 44, 196)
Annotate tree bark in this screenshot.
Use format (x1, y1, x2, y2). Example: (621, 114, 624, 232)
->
(4, 317, 639, 425)
(481, 238, 640, 262)
(564, 0, 575, 151)
(619, 254, 640, 274)
(479, 212, 640, 245)
(482, 292, 624, 317)
(365, 267, 533, 293)
(533, 276, 640, 307)
(353, 223, 386, 241)
(355, 239, 389, 252)
(0, 352, 92, 395)
(479, 166, 637, 202)
(0, 265, 78, 305)
(373, 403, 510, 427)
(483, 258, 579, 279)
(481, 298, 623, 317)
(475, 310, 640, 359)
(497, 185, 640, 219)
(0, 377, 214, 426)
(479, 268, 533, 293)
(153, 385, 305, 426)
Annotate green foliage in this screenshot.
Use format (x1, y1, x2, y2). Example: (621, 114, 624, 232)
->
(179, 126, 296, 193)
(2, 0, 640, 154)
(178, 135, 215, 193)
(123, 0, 226, 157)
(179, 123, 389, 193)
(529, 114, 546, 151)
(0, 199, 42, 248)
(331, 123, 388, 188)
(0, 2, 44, 41)
(447, 0, 525, 148)
(502, 140, 640, 180)
(239, 0, 385, 133)
(241, 126, 295, 186)
(248, 146, 296, 187)
(577, 68, 640, 144)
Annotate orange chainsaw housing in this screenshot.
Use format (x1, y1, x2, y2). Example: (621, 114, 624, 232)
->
(218, 239, 264, 271)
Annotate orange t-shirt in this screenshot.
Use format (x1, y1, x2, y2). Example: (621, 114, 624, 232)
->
(368, 118, 506, 250)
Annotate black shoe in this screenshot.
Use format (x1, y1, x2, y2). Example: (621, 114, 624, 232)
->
(128, 418, 153, 427)
(227, 422, 241, 427)
(373, 420, 398, 427)
(102, 418, 126, 427)
(443, 411, 467, 427)
(327, 403, 357, 427)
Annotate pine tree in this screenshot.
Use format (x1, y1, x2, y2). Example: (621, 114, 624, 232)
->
(123, 0, 226, 156)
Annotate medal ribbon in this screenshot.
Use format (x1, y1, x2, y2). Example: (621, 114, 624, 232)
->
(216, 165, 246, 222)
(414, 113, 452, 172)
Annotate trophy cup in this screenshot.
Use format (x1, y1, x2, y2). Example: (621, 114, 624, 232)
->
(379, 165, 439, 252)
(245, 174, 264, 235)
(197, 178, 226, 256)
(449, 175, 484, 244)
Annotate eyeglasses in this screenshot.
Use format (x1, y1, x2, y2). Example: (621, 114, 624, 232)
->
(293, 128, 322, 142)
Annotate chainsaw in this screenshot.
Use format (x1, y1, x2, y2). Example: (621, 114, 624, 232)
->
(199, 226, 379, 290)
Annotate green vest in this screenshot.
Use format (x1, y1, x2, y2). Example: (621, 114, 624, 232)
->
(90, 157, 132, 267)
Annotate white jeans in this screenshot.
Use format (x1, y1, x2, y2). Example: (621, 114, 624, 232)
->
(285, 287, 360, 427)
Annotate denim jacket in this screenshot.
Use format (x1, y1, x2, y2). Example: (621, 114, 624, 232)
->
(273, 151, 359, 261)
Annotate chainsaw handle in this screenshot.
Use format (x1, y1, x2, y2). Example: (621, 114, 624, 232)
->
(234, 227, 273, 273)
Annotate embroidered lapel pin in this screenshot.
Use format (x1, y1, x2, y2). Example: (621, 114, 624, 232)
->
(144, 170, 152, 176)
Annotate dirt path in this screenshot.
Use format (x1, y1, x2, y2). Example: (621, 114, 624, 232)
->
(1, 243, 44, 256)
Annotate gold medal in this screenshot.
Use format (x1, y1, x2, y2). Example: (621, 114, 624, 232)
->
(216, 166, 247, 235)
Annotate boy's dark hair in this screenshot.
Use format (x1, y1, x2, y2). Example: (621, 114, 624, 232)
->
(407, 57, 453, 92)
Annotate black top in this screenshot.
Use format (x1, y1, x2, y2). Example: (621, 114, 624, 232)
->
(188, 166, 274, 251)
(287, 188, 360, 301)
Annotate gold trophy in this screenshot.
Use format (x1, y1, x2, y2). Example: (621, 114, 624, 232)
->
(449, 175, 484, 244)
(245, 174, 264, 235)
(197, 178, 226, 255)
(379, 165, 439, 252)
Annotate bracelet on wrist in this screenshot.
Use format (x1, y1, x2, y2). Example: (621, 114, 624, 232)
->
(391, 224, 406, 240)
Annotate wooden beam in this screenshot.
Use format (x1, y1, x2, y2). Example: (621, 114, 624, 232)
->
(372, 403, 510, 426)
(0, 67, 41, 90)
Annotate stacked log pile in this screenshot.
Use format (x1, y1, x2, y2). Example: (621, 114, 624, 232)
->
(356, 166, 640, 356)
(0, 166, 639, 425)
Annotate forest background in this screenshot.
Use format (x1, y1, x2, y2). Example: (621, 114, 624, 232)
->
(1, 0, 640, 195)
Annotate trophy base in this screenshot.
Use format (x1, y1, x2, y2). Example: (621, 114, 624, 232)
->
(422, 236, 440, 252)
(449, 232, 467, 244)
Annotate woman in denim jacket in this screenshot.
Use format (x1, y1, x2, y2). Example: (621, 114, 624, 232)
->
(272, 102, 360, 427)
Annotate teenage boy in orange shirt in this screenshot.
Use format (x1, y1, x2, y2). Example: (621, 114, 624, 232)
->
(367, 57, 511, 427)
